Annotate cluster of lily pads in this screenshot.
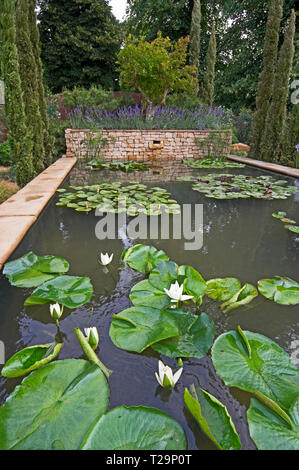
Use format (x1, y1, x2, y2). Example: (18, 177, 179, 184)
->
(177, 174, 298, 200)
(273, 211, 299, 235)
(182, 157, 245, 169)
(56, 183, 181, 215)
(112, 244, 299, 450)
(1, 246, 299, 450)
(86, 159, 150, 172)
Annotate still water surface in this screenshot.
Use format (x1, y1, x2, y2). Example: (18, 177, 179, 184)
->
(0, 161, 298, 450)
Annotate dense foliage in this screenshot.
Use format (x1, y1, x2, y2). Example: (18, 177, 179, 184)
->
(37, 0, 123, 93)
(125, 0, 296, 111)
(117, 32, 198, 117)
(0, 0, 35, 186)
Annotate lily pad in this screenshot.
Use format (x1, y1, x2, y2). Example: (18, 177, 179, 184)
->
(0, 359, 110, 450)
(152, 310, 215, 359)
(130, 280, 171, 310)
(1, 342, 63, 378)
(109, 307, 180, 353)
(178, 265, 207, 303)
(220, 283, 258, 313)
(24, 275, 94, 309)
(184, 386, 242, 450)
(3, 252, 69, 288)
(206, 278, 241, 302)
(272, 212, 287, 219)
(121, 244, 169, 275)
(211, 329, 299, 410)
(258, 276, 299, 305)
(247, 397, 299, 450)
(285, 225, 299, 234)
(80, 406, 187, 450)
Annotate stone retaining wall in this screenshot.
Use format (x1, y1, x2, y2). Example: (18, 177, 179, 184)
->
(65, 129, 232, 161)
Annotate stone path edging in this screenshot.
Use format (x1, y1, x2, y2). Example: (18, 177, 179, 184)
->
(0, 157, 77, 269)
(228, 154, 299, 178)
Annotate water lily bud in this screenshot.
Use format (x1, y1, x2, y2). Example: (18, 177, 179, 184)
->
(155, 360, 183, 388)
(99, 253, 114, 266)
(84, 327, 99, 350)
(49, 303, 63, 320)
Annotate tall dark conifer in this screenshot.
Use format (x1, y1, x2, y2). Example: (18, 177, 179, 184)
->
(261, 9, 296, 163)
(202, 21, 216, 106)
(28, 0, 54, 166)
(189, 0, 201, 71)
(0, 0, 35, 186)
(249, 0, 284, 160)
(15, 0, 45, 172)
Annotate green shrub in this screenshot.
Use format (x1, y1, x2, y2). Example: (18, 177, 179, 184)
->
(0, 141, 12, 166)
(166, 92, 203, 109)
(62, 85, 136, 112)
(0, 180, 18, 204)
(48, 117, 68, 160)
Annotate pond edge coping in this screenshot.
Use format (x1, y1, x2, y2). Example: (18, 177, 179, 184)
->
(228, 154, 299, 178)
(0, 157, 77, 270)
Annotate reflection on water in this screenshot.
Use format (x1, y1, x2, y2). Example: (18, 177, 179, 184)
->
(0, 161, 298, 450)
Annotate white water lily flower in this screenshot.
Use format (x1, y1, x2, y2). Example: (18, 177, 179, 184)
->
(49, 303, 63, 320)
(84, 327, 99, 350)
(155, 360, 183, 388)
(99, 253, 114, 266)
(164, 281, 193, 303)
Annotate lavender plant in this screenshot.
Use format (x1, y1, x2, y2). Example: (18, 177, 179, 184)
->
(68, 104, 234, 131)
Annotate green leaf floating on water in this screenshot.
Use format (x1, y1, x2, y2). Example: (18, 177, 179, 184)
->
(109, 307, 180, 353)
(220, 283, 258, 313)
(178, 265, 207, 303)
(285, 225, 299, 234)
(1, 342, 63, 378)
(24, 275, 94, 309)
(247, 397, 299, 450)
(206, 278, 241, 302)
(184, 385, 242, 450)
(152, 309, 215, 359)
(211, 329, 299, 410)
(258, 276, 299, 305)
(0, 359, 110, 450)
(272, 212, 287, 219)
(130, 280, 171, 310)
(121, 244, 169, 275)
(3, 252, 69, 288)
(80, 406, 187, 450)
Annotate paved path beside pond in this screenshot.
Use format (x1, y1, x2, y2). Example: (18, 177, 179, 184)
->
(228, 154, 299, 178)
(0, 157, 77, 270)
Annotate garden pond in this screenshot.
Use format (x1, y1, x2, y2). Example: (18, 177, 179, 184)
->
(0, 160, 298, 450)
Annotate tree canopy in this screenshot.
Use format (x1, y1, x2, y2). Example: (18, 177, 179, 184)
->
(125, 0, 296, 111)
(117, 32, 198, 114)
(37, 0, 123, 93)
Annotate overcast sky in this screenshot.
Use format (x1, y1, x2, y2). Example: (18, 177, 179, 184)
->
(109, 0, 128, 21)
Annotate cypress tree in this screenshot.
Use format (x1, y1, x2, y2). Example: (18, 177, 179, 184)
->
(28, 0, 54, 166)
(189, 0, 201, 71)
(0, 0, 35, 186)
(249, 0, 284, 160)
(282, 103, 299, 168)
(202, 21, 216, 106)
(15, 0, 45, 173)
(260, 9, 296, 163)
